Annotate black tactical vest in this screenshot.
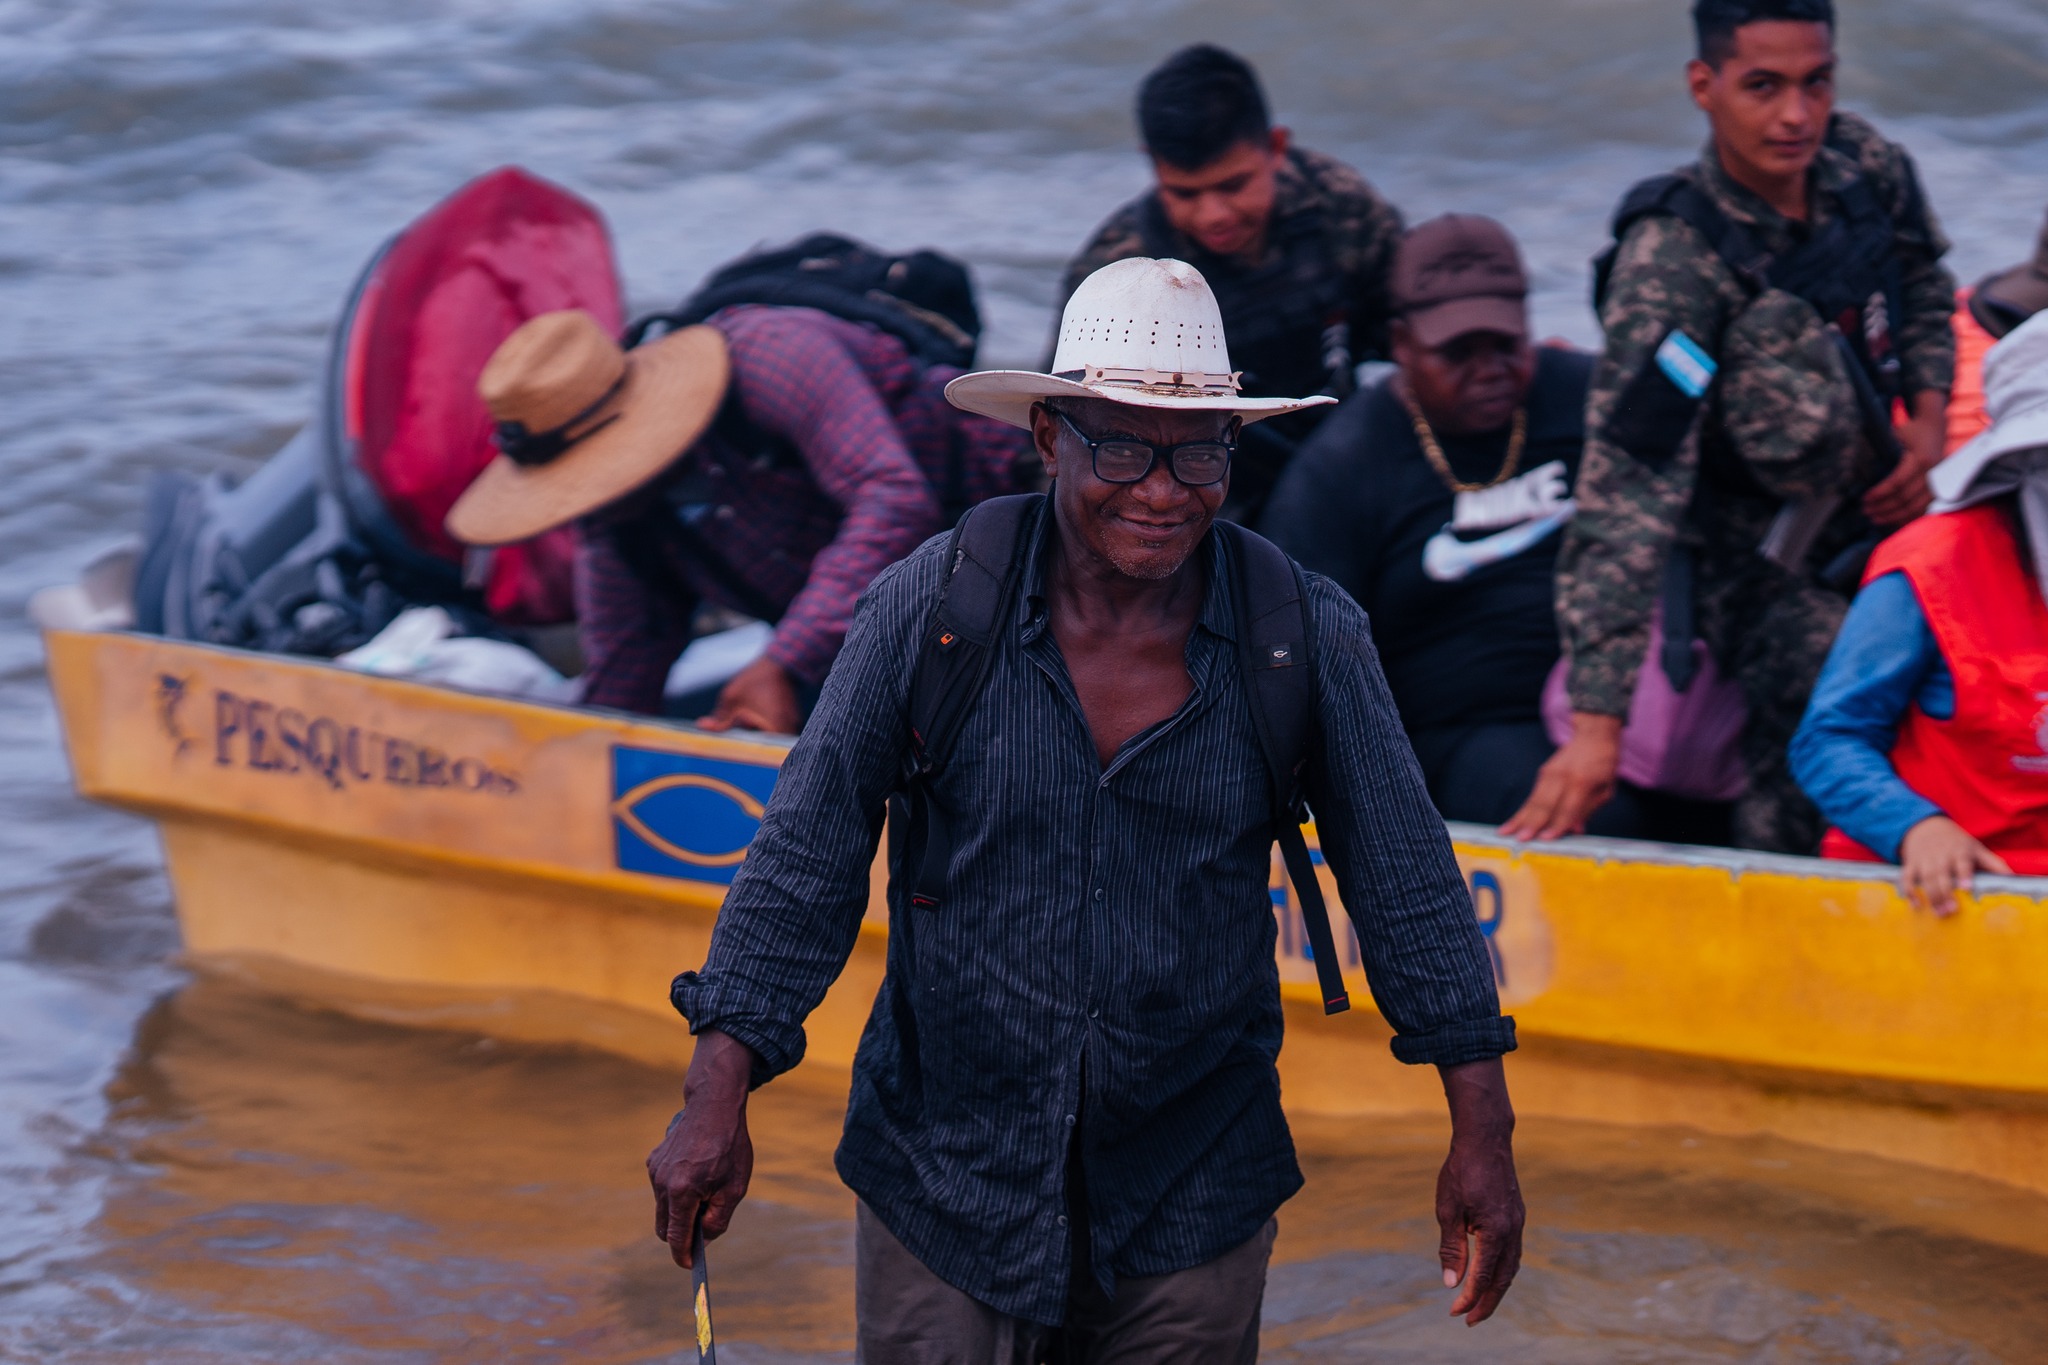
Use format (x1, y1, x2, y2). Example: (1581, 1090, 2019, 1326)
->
(1592, 127, 1911, 399)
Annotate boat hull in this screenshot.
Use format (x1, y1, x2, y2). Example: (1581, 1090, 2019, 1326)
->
(42, 628, 2048, 1194)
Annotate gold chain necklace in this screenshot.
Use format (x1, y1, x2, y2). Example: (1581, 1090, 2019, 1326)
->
(1399, 385, 1526, 493)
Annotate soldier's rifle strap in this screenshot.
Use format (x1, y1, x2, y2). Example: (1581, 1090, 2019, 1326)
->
(1659, 544, 1701, 694)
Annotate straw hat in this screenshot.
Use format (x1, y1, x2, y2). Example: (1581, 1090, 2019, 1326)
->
(446, 310, 729, 547)
(944, 257, 1336, 430)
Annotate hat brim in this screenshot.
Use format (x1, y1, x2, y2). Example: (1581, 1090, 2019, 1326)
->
(1403, 295, 1528, 349)
(446, 326, 730, 548)
(1974, 266, 2048, 333)
(944, 371, 1335, 431)
(1929, 406, 2048, 511)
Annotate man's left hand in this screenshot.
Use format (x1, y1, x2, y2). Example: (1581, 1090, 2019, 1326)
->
(1862, 392, 1947, 529)
(701, 656, 802, 734)
(1435, 1057, 1524, 1326)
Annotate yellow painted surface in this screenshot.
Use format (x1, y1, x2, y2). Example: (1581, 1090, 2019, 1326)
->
(41, 628, 2048, 1193)
(1290, 840, 2048, 1094)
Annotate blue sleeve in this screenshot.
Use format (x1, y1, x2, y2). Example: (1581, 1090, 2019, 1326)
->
(1788, 572, 1946, 862)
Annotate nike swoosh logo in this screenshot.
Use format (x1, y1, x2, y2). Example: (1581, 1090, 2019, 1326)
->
(1421, 504, 1575, 583)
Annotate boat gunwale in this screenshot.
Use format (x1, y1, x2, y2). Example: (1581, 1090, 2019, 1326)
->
(47, 624, 2048, 899)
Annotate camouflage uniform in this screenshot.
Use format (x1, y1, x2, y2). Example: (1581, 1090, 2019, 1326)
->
(1055, 146, 1404, 521)
(1557, 112, 1955, 852)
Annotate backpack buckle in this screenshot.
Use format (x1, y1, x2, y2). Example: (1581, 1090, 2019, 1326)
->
(1255, 640, 1302, 670)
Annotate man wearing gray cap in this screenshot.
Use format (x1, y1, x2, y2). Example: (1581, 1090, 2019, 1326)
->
(1264, 217, 1712, 838)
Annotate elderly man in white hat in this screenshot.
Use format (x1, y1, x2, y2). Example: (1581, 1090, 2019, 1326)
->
(1794, 311, 2048, 914)
(648, 258, 1524, 1360)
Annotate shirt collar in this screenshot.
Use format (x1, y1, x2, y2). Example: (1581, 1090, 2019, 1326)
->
(1018, 504, 1238, 644)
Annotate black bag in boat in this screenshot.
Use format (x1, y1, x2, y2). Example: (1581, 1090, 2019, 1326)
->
(624, 233, 982, 369)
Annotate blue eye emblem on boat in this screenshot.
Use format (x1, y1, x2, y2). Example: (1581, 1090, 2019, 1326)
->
(610, 746, 781, 885)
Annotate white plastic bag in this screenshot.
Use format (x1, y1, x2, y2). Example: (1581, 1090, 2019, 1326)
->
(337, 607, 581, 703)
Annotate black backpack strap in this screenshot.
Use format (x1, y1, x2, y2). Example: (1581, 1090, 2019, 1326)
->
(898, 493, 1044, 910)
(1213, 521, 1350, 1016)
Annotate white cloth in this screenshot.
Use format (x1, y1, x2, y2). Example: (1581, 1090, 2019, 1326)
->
(337, 607, 580, 702)
(1929, 311, 2048, 603)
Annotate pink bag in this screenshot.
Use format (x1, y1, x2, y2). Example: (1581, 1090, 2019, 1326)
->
(1541, 610, 1748, 802)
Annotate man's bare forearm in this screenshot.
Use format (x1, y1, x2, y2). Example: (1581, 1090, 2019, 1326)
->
(684, 1029, 757, 1115)
(1439, 1056, 1515, 1141)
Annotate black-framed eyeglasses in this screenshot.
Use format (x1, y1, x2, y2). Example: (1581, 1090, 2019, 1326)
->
(1056, 409, 1236, 487)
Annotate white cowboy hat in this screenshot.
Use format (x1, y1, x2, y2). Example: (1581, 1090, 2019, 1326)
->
(944, 257, 1337, 430)
(1930, 309, 2048, 512)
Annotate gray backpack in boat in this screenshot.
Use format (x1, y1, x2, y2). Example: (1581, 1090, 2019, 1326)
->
(894, 492, 1354, 1015)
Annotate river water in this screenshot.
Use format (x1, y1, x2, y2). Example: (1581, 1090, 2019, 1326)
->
(3, 0, 2048, 1359)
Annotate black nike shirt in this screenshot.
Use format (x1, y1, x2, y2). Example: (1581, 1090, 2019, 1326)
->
(1258, 347, 1593, 738)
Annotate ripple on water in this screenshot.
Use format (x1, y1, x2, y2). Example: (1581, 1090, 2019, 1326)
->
(0, 976, 2037, 1362)
(2, 0, 2047, 1356)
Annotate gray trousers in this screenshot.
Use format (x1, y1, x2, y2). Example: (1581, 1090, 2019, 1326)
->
(854, 1202, 1274, 1365)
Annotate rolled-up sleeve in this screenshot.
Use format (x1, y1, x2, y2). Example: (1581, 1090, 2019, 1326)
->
(1298, 575, 1516, 1065)
(670, 540, 942, 1085)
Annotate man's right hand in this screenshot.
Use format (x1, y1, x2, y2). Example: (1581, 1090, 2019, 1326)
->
(700, 657, 803, 735)
(1863, 389, 1947, 529)
(1499, 713, 1623, 841)
(647, 1029, 759, 1268)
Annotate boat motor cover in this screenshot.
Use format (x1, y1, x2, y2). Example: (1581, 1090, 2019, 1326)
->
(340, 166, 622, 624)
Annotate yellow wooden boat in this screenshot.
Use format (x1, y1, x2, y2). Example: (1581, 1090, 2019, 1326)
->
(38, 621, 2048, 1197)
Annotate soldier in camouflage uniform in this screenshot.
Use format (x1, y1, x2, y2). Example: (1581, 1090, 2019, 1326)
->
(1055, 44, 1404, 522)
(1505, 0, 1955, 853)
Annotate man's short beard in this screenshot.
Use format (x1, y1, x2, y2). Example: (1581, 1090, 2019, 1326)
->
(1104, 537, 1198, 581)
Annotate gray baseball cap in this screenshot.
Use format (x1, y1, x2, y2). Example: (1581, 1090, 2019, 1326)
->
(1391, 214, 1529, 348)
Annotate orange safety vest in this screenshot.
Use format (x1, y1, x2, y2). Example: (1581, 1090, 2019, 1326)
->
(1821, 503, 2048, 872)
(1945, 287, 1996, 454)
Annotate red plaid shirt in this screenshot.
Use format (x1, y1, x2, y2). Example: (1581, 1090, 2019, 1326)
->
(576, 306, 1034, 713)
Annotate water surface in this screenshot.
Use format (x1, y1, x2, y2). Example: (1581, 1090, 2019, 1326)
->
(4, 0, 2048, 1357)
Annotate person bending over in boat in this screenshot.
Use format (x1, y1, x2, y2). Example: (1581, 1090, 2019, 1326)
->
(1261, 214, 1729, 843)
(445, 306, 1031, 731)
(1055, 43, 1404, 525)
(1947, 205, 2048, 452)
(1792, 315, 2048, 913)
(648, 259, 1524, 1358)
(1515, 0, 1958, 854)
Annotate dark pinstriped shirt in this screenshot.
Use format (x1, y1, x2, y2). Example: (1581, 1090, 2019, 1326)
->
(671, 514, 1514, 1325)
